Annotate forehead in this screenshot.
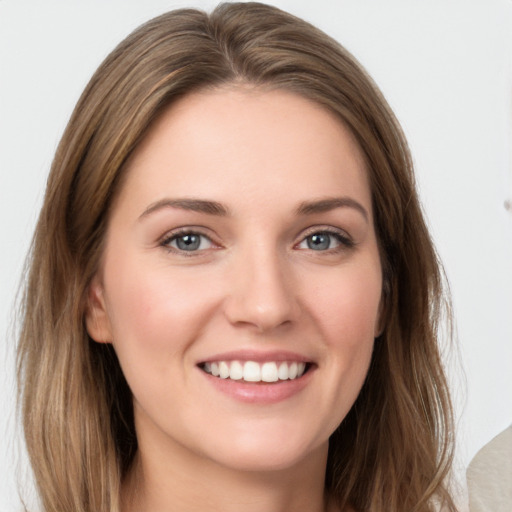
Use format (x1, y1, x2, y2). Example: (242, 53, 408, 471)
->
(118, 87, 372, 217)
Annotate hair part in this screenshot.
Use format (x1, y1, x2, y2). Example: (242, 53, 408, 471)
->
(17, 3, 456, 511)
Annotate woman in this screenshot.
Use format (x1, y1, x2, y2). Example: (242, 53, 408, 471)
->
(17, 2, 457, 511)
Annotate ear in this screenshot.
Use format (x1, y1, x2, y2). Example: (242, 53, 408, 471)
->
(85, 275, 113, 344)
(374, 294, 387, 339)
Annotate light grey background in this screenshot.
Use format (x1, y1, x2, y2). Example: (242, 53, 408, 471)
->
(1, 0, 511, 509)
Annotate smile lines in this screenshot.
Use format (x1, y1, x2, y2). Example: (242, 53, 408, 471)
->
(201, 360, 308, 382)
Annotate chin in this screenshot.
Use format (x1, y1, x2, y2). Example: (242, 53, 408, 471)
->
(198, 426, 328, 474)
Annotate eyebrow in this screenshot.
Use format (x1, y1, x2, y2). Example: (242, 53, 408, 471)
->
(139, 196, 369, 222)
(139, 198, 230, 219)
(295, 197, 369, 222)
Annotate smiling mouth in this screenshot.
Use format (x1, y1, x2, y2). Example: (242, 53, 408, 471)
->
(199, 360, 311, 383)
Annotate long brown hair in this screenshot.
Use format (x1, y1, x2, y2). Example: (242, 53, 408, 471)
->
(17, 3, 456, 511)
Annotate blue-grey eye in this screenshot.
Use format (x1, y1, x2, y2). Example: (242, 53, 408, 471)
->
(167, 233, 213, 252)
(298, 231, 348, 251)
(176, 234, 201, 251)
(307, 233, 332, 250)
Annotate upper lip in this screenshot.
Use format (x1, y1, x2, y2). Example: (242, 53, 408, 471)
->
(197, 349, 314, 365)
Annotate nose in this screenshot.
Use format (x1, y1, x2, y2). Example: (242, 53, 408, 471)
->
(223, 247, 300, 333)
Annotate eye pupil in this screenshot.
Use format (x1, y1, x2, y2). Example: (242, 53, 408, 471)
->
(307, 233, 330, 250)
(176, 234, 201, 251)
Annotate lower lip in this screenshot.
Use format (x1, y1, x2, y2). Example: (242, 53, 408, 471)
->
(199, 367, 314, 404)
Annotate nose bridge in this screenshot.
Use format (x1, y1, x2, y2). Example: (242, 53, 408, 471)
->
(224, 237, 297, 331)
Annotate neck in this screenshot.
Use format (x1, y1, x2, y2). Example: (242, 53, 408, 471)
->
(122, 426, 333, 512)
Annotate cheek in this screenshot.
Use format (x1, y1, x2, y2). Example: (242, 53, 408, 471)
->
(309, 263, 382, 346)
(101, 260, 226, 425)
(305, 262, 381, 416)
(103, 259, 219, 370)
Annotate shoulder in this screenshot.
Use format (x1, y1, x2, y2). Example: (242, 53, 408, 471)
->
(467, 425, 512, 511)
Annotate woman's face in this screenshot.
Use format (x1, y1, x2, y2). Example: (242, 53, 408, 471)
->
(87, 88, 383, 473)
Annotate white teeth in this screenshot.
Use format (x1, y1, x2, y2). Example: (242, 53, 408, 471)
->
(278, 362, 289, 380)
(261, 362, 278, 382)
(202, 360, 308, 382)
(219, 361, 230, 379)
(243, 361, 261, 382)
(230, 360, 243, 380)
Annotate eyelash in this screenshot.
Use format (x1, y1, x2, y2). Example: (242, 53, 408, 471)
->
(160, 228, 218, 256)
(159, 226, 355, 256)
(298, 227, 355, 253)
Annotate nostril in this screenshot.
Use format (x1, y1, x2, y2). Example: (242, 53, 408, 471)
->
(222, 262, 300, 332)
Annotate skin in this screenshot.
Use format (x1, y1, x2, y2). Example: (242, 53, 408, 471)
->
(86, 87, 382, 512)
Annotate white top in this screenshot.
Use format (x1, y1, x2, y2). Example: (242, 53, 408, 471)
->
(466, 425, 512, 512)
